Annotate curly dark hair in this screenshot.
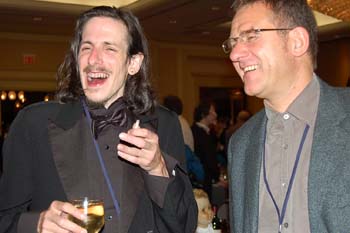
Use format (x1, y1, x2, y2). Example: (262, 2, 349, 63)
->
(231, 0, 318, 69)
(56, 6, 155, 115)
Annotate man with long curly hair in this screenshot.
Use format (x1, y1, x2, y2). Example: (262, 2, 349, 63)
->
(0, 6, 197, 233)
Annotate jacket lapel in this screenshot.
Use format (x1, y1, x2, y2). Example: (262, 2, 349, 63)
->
(244, 113, 266, 233)
(48, 100, 98, 201)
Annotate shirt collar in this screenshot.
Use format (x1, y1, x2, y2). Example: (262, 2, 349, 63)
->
(196, 122, 211, 134)
(265, 74, 320, 125)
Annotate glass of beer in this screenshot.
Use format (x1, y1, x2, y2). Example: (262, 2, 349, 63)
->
(69, 197, 105, 233)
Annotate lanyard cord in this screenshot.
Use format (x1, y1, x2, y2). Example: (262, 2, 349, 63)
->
(263, 122, 309, 233)
(81, 99, 121, 216)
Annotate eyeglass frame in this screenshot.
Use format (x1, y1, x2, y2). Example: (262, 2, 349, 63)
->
(221, 28, 293, 54)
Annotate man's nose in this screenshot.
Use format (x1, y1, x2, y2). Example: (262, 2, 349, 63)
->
(229, 42, 249, 63)
(88, 48, 102, 66)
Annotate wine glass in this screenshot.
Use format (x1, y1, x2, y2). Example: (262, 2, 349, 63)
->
(69, 197, 105, 233)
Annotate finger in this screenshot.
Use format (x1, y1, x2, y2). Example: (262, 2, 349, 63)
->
(126, 127, 156, 139)
(117, 150, 151, 167)
(61, 202, 86, 221)
(39, 201, 87, 233)
(52, 201, 85, 221)
(117, 150, 141, 164)
(118, 139, 154, 155)
(39, 209, 86, 233)
(119, 133, 152, 150)
(117, 142, 155, 162)
(117, 142, 161, 164)
(41, 217, 77, 233)
(120, 129, 159, 149)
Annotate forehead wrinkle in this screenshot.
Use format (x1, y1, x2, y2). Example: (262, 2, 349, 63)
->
(230, 3, 276, 36)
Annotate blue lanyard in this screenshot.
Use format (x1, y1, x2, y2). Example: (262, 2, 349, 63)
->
(81, 99, 121, 216)
(263, 122, 309, 233)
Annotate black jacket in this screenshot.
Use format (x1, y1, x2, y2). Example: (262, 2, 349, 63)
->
(0, 100, 197, 233)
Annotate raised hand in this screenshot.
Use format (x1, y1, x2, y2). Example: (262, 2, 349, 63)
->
(117, 120, 169, 177)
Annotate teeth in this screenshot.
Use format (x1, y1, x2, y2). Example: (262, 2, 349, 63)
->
(87, 72, 109, 80)
(243, 65, 258, 73)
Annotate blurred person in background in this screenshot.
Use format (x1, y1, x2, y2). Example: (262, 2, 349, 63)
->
(163, 95, 205, 187)
(163, 95, 194, 151)
(192, 102, 220, 200)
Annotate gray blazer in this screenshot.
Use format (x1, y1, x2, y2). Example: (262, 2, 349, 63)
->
(228, 78, 350, 233)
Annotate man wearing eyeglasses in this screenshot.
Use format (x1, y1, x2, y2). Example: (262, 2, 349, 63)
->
(224, 0, 350, 233)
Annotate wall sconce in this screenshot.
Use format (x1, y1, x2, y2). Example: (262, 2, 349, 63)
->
(44, 94, 50, 102)
(8, 91, 17, 100)
(15, 100, 21, 109)
(0, 90, 26, 102)
(230, 89, 243, 100)
(18, 91, 25, 100)
(1, 91, 6, 100)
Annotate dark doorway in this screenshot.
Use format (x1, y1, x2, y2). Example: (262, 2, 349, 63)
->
(199, 87, 246, 123)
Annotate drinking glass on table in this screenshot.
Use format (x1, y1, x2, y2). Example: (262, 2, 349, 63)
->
(69, 197, 105, 233)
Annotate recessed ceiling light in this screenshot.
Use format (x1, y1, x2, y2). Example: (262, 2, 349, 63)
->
(35, 0, 138, 7)
(33, 17, 43, 21)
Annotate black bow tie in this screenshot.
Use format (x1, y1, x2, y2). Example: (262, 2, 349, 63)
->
(89, 98, 127, 138)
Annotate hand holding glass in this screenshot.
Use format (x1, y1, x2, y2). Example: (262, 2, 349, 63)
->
(69, 197, 105, 233)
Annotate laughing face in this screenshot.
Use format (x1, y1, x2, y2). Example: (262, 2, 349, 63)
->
(229, 2, 295, 102)
(78, 16, 142, 108)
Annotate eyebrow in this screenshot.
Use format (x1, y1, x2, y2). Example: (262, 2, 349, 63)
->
(103, 41, 118, 47)
(231, 27, 255, 36)
(80, 40, 119, 48)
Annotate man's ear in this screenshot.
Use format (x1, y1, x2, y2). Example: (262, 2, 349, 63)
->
(288, 26, 309, 57)
(128, 53, 144, 75)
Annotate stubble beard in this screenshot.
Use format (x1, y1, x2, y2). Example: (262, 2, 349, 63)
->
(85, 90, 123, 109)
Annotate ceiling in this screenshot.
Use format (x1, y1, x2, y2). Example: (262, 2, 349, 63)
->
(0, 0, 349, 47)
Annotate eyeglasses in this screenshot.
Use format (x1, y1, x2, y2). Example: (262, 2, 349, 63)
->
(221, 28, 293, 54)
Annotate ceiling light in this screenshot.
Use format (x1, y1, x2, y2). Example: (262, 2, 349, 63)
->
(33, 17, 43, 21)
(35, 0, 139, 7)
(308, 0, 350, 22)
(313, 10, 342, 26)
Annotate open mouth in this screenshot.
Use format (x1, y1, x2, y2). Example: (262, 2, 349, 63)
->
(87, 72, 109, 81)
(243, 64, 258, 73)
(87, 72, 109, 85)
